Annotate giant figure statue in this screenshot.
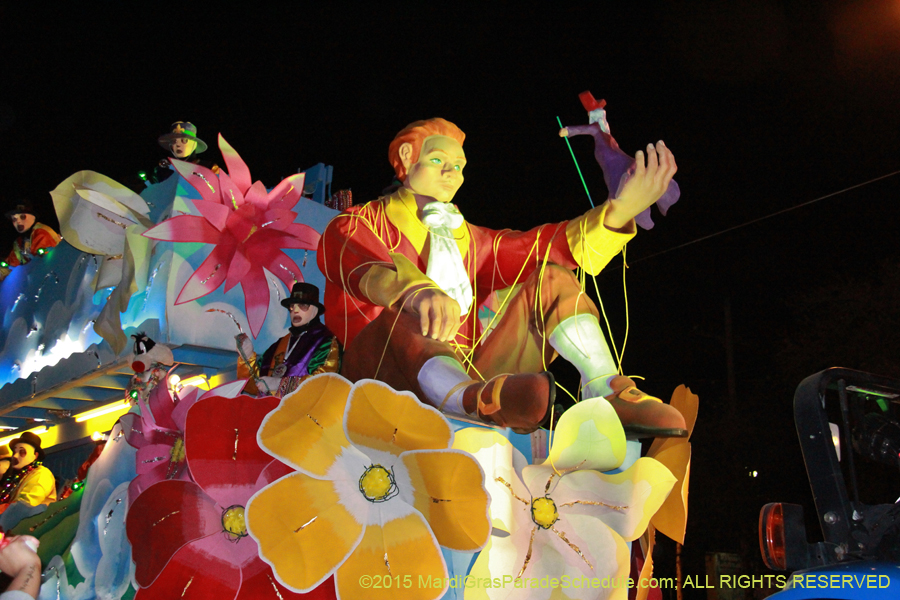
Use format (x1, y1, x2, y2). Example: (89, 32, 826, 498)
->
(319, 118, 685, 436)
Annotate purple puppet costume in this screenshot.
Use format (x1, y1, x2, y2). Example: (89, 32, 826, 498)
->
(563, 91, 680, 230)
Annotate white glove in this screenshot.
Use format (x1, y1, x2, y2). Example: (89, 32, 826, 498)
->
(235, 333, 255, 361)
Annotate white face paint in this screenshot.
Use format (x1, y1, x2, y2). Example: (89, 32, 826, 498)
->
(11, 443, 37, 469)
(289, 303, 318, 327)
(170, 137, 198, 158)
(10, 213, 35, 234)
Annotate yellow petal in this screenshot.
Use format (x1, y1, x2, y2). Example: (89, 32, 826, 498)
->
(346, 380, 452, 456)
(546, 397, 626, 472)
(669, 384, 699, 435)
(258, 373, 352, 477)
(649, 443, 691, 544)
(337, 512, 447, 600)
(403, 449, 491, 551)
(247, 472, 363, 592)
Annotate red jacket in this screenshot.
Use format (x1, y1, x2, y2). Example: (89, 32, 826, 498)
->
(318, 188, 632, 348)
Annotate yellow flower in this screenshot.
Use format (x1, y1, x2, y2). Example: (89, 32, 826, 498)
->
(247, 374, 491, 600)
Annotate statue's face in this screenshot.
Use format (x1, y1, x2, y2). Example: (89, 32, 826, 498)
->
(405, 135, 466, 203)
(289, 303, 318, 327)
(10, 213, 35, 234)
(11, 443, 37, 469)
(170, 137, 198, 158)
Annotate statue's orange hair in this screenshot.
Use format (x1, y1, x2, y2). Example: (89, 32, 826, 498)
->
(388, 118, 465, 182)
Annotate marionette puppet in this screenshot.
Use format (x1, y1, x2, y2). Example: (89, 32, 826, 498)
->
(560, 91, 680, 230)
(320, 118, 687, 437)
(237, 282, 341, 397)
(0, 202, 61, 281)
(150, 121, 219, 184)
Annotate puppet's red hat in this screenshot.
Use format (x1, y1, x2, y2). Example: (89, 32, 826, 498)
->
(579, 91, 607, 112)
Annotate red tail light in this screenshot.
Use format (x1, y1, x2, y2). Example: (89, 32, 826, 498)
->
(760, 503, 787, 570)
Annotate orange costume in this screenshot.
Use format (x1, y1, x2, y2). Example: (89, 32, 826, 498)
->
(4, 223, 60, 268)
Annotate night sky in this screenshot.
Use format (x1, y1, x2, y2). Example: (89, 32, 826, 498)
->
(4, 2, 900, 595)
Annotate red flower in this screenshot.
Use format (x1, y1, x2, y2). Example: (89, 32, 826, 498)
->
(126, 394, 336, 600)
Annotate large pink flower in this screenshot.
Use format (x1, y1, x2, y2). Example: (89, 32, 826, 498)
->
(143, 135, 320, 337)
(126, 394, 336, 600)
(121, 378, 249, 505)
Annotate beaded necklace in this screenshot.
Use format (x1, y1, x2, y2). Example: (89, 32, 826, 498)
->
(0, 461, 41, 504)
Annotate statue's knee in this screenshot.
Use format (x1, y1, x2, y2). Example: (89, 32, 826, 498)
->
(542, 263, 580, 289)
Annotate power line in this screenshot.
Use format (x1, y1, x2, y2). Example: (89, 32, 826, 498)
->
(630, 169, 900, 264)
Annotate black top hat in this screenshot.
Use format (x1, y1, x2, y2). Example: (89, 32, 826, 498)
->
(4, 201, 37, 220)
(9, 431, 45, 462)
(158, 121, 208, 154)
(281, 282, 325, 314)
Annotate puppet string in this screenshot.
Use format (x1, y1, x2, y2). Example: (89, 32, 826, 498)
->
(557, 116, 594, 208)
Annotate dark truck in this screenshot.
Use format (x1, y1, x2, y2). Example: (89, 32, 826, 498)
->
(759, 368, 900, 599)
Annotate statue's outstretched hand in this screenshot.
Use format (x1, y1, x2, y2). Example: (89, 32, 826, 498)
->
(604, 140, 677, 230)
(404, 287, 462, 343)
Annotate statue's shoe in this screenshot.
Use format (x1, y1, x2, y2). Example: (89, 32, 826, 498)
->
(463, 372, 555, 434)
(604, 375, 688, 438)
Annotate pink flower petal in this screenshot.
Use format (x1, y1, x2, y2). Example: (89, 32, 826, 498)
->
(266, 172, 306, 210)
(263, 250, 303, 288)
(254, 227, 320, 250)
(283, 223, 322, 248)
(224, 248, 253, 293)
(240, 266, 272, 339)
(135, 444, 179, 477)
(143, 215, 221, 244)
(217, 169, 246, 209)
(170, 160, 221, 203)
(171, 388, 202, 432)
(219, 134, 252, 195)
(193, 199, 231, 232)
(119, 414, 148, 449)
(175, 240, 237, 304)
(257, 208, 297, 232)
(148, 383, 178, 430)
(243, 180, 270, 210)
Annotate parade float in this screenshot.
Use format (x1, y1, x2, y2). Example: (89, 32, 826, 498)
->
(0, 105, 694, 600)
